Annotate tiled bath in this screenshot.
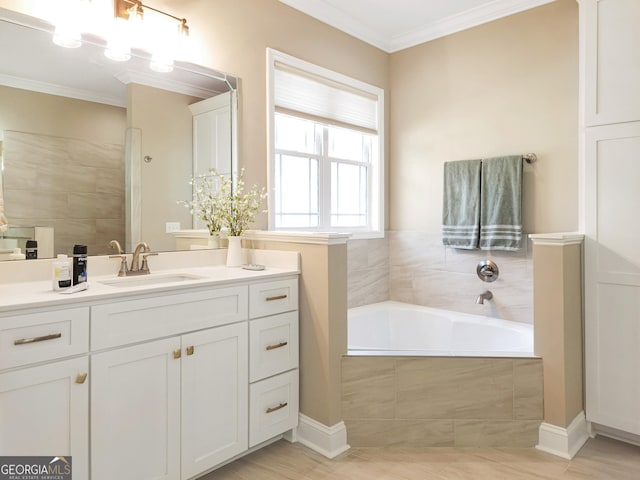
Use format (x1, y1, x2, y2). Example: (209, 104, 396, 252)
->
(342, 355, 543, 447)
(347, 230, 533, 324)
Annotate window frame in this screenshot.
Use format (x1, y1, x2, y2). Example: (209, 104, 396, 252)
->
(266, 48, 384, 239)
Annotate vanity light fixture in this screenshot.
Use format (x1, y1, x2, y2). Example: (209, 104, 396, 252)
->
(52, 0, 189, 73)
(110, 0, 189, 72)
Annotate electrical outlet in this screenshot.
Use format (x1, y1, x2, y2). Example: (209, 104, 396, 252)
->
(165, 222, 181, 233)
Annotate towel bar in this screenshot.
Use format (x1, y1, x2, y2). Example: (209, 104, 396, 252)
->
(523, 153, 537, 164)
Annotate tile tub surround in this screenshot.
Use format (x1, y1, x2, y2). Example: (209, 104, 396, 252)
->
(388, 230, 533, 324)
(346, 231, 533, 323)
(347, 237, 390, 308)
(341, 356, 543, 447)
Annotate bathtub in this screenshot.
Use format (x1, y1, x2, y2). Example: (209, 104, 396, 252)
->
(348, 301, 534, 357)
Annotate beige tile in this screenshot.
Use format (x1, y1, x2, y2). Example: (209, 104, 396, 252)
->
(395, 358, 514, 420)
(95, 193, 125, 220)
(483, 421, 540, 447)
(64, 166, 98, 194)
(385, 419, 455, 447)
(5, 189, 68, 219)
(96, 166, 125, 195)
(347, 239, 368, 271)
(342, 357, 395, 419)
(344, 419, 388, 447)
(513, 359, 543, 420)
(66, 193, 97, 219)
(347, 266, 389, 308)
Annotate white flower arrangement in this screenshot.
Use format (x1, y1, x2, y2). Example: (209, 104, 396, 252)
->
(179, 169, 267, 237)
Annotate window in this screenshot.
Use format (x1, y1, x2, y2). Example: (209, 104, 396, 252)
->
(267, 49, 384, 237)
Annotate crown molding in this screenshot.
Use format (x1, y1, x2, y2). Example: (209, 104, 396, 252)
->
(279, 0, 556, 53)
(390, 0, 556, 52)
(278, 0, 391, 51)
(0, 73, 126, 107)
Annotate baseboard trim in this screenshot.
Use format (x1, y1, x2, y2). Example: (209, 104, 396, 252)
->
(536, 411, 590, 459)
(591, 422, 640, 447)
(295, 414, 350, 459)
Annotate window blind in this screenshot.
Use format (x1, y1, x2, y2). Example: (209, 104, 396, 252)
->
(274, 62, 379, 133)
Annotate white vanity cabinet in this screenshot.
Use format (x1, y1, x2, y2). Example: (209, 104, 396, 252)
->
(0, 272, 299, 480)
(90, 285, 249, 480)
(0, 307, 90, 479)
(248, 278, 300, 447)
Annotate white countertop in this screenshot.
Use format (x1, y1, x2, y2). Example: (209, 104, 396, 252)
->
(0, 248, 300, 314)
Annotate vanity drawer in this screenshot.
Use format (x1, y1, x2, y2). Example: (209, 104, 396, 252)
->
(249, 311, 298, 382)
(249, 369, 299, 447)
(249, 278, 298, 319)
(91, 285, 248, 350)
(0, 307, 89, 370)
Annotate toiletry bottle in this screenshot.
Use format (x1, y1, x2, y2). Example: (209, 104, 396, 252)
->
(73, 244, 88, 285)
(25, 240, 38, 259)
(8, 248, 25, 260)
(53, 254, 72, 291)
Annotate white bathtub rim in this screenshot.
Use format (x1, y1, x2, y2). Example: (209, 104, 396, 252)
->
(347, 300, 534, 358)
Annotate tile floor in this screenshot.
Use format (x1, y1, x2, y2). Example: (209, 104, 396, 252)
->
(201, 435, 640, 479)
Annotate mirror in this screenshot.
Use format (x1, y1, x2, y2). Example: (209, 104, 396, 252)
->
(0, 8, 238, 260)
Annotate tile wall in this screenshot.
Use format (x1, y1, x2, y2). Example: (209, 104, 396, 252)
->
(347, 230, 533, 323)
(3, 131, 125, 256)
(342, 355, 543, 447)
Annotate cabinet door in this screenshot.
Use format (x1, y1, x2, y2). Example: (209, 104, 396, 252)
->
(0, 357, 89, 479)
(181, 323, 248, 479)
(583, 0, 640, 126)
(584, 122, 640, 434)
(92, 338, 181, 480)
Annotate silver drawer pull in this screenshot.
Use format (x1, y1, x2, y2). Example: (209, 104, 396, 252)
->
(14, 333, 62, 345)
(266, 341, 288, 351)
(266, 294, 287, 302)
(266, 402, 288, 414)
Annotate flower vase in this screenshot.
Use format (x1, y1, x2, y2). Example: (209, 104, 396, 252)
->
(207, 234, 220, 249)
(226, 235, 244, 267)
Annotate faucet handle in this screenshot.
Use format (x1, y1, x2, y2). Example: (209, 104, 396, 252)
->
(109, 254, 129, 277)
(140, 252, 158, 273)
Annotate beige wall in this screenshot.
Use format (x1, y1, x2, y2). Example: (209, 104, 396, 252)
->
(389, 0, 578, 234)
(126, 84, 199, 252)
(0, 85, 125, 144)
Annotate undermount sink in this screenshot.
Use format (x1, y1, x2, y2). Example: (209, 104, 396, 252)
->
(99, 273, 207, 288)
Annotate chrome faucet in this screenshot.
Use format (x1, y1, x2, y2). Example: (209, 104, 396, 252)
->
(476, 290, 493, 304)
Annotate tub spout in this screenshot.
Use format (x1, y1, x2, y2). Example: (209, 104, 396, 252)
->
(476, 290, 493, 304)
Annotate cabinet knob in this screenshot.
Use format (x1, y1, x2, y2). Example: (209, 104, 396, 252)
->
(186, 345, 195, 356)
(173, 349, 182, 359)
(75, 372, 88, 384)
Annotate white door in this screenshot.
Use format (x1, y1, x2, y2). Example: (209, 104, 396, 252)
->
(0, 357, 89, 478)
(181, 323, 248, 479)
(190, 91, 233, 231)
(584, 121, 640, 434)
(91, 337, 181, 480)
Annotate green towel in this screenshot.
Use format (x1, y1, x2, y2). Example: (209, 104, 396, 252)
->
(480, 156, 523, 250)
(442, 159, 481, 249)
